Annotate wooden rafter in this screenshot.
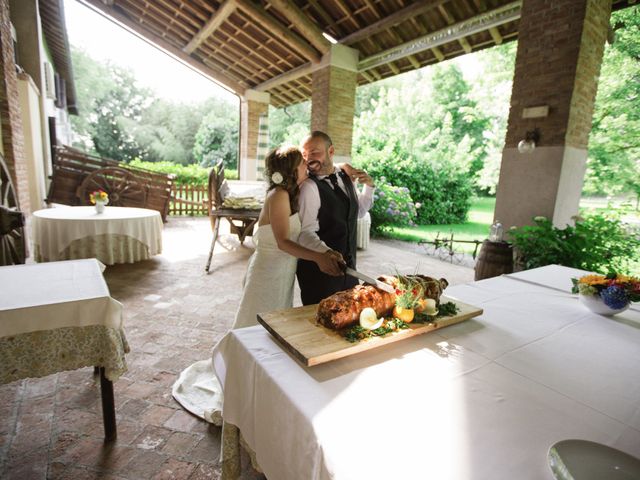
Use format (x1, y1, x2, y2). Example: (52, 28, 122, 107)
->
(305, 0, 336, 34)
(255, 62, 315, 91)
(360, 70, 375, 82)
(489, 27, 503, 44)
(332, 0, 362, 30)
(431, 46, 445, 61)
(268, 0, 331, 53)
(340, 0, 449, 45)
(82, 0, 245, 94)
(235, 0, 321, 63)
(224, 17, 301, 70)
(183, 0, 237, 54)
(359, 1, 521, 71)
(438, 4, 473, 55)
(408, 55, 421, 68)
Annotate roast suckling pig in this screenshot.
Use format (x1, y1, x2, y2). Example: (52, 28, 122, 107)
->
(316, 275, 448, 330)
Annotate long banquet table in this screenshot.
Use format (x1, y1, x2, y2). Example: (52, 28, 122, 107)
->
(32, 206, 163, 265)
(213, 265, 640, 480)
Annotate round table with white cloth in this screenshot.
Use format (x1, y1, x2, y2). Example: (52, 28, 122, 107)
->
(32, 206, 163, 265)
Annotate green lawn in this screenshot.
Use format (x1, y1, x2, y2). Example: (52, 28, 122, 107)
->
(384, 196, 640, 256)
(389, 197, 495, 245)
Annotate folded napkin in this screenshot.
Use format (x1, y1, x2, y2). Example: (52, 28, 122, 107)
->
(222, 196, 262, 210)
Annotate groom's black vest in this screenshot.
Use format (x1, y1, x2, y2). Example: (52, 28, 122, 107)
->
(297, 171, 359, 305)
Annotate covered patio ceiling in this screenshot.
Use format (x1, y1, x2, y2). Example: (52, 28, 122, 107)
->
(83, 0, 634, 108)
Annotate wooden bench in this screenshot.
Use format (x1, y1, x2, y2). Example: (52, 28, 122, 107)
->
(205, 161, 261, 273)
(47, 147, 174, 222)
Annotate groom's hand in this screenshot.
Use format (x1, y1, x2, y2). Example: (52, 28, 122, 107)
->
(317, 250, 344, 276)
(340, 164, 375, 187)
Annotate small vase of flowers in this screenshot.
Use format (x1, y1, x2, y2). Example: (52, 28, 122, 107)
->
(90, 190, 109, 213)
(571, 273, 640, 316)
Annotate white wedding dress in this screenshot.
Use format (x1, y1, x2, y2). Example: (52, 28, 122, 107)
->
(232, 213, 301, 328)
(172, 214, 301, 424)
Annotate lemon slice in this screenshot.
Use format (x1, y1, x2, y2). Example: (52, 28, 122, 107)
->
(422, 298, 438, 316)
(359, 307, 383, 330)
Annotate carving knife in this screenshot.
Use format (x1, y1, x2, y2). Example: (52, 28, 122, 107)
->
(344, 267, 395, 294)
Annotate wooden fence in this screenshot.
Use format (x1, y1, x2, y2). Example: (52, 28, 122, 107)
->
(170, 184, 208, 216)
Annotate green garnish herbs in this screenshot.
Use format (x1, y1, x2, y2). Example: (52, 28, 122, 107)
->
(342, 302, 460, 342)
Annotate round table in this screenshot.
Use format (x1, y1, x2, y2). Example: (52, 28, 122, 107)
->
(32, 206, 163, 265)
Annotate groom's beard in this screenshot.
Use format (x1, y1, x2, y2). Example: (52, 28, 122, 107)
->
(307, 160, 321, 174)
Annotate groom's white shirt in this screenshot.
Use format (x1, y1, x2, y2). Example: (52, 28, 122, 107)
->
(298, 166, 375, 253)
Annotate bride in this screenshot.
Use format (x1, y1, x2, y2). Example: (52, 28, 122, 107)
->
(233, 145, 343, 329)
(173, 146, 343, 424)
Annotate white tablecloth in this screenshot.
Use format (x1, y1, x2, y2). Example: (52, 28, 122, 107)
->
(213, 265, 640, 480)
(0, 259, 127, 382)
(32, 206, 163, 264)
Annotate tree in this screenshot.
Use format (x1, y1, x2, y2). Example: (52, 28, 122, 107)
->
(192, 99, 239, 169)
(585, 7, 640, 204)
(138, 98, 236, 165)
(268, 102, 310, 149)
(70, 48, 153, 162)
(467, 42, 517, 194)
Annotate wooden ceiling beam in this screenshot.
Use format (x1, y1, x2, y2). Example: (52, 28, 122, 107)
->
(305, 1, 336, 34)
(431, 46, 445, 61)
(489, 26, 503, 44)
(227, 17, 300, 70)
(459, 36, 472, 53)
(408, 55, 421, 69)
(360, 70, 375, 82)
(81, 0, 245, 94)
(359, 1, 521, 71)
(267, 0, 331, 53)
(235, 0, 321, 63)
(183, 0, 237, 54)
(437, 4, 473, 55)
(255, 62, 315, 91)
(341, 0, 448, 45)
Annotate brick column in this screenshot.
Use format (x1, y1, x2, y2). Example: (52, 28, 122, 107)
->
(311, 44, 358, 163)
(239, 89, 270, 181)
(494, 0, 611, 229)
(0, 0, 29, 214)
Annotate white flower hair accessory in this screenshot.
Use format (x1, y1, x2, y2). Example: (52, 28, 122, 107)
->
(271, 171, 284, 185)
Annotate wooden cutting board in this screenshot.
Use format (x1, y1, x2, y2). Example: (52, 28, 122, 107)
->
(257, 296, 483, 367)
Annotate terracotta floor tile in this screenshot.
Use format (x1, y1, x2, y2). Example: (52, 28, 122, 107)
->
(160, 431, 201, 457)
(151, 457, 197, 480)
(163, 410, 202, 433)
(122, 449, 167, 479)
(189, 462, 221, 480)
(140, 404, 177, 427)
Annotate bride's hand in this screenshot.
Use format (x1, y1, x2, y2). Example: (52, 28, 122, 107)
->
(316, 250, 345, 276)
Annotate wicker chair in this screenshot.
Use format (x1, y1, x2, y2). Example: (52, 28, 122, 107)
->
(205, 161, 261, 273)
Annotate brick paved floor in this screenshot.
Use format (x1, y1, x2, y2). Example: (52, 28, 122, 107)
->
(0, 216, 473, 479)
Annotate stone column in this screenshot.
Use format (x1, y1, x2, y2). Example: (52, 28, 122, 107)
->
(239, 89, 270, 181)
(494, 0, 611, 229)
(0, 0, 29, 214)
(310, 44, 358, 163)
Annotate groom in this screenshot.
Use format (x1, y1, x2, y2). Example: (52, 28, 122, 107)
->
(296, 131, 376, 305)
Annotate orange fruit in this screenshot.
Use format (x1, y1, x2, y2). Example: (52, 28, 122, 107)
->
(415, 298, 428, 314)
(393, 306, 414, 323)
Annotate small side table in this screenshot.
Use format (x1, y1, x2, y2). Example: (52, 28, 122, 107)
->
(0, 259, 128, 441)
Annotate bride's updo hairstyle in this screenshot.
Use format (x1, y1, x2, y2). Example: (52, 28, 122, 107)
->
(264, 145, 303, 212)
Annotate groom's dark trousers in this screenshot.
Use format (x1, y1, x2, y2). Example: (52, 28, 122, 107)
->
(297, 171, 359, 305)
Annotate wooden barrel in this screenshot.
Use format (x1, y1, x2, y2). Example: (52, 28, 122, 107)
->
(474, 240, 514, 281)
